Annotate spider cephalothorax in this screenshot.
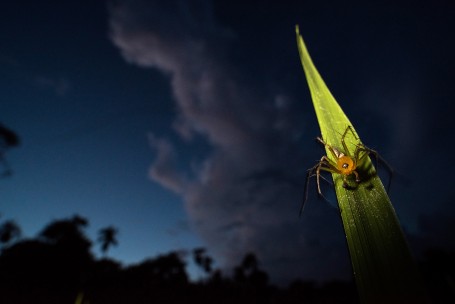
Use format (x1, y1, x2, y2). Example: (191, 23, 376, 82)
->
(301, 126, 392, 215)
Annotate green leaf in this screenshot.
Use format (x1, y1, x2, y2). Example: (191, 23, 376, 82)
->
(296, 25, 427, 303)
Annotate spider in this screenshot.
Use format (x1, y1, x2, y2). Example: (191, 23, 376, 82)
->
(301, 126, 392, 215)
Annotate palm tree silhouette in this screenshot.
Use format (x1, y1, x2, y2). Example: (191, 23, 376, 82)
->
(98, 226, 118, 256)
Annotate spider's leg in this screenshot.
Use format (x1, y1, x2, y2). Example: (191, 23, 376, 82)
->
(344, 125, 359, 141)
(353, 170, 360, 183)
(317, 136, 339, 160)
(301, 165, 317, 216)
(301, 161, 328, 216)
(341, 175, 348, 188)
(341, 126, 359, 157)
(356, 145, 394, 192)
(317, 156, 338, 192)
(375, 152, 394, 192)
(316, 160, 340, 202)
(354, 144, 376, 168)
(317, 173, 333, 186)
(301, 157, 338, 216)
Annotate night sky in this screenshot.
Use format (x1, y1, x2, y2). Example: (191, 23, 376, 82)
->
(1, 0, 454, 284)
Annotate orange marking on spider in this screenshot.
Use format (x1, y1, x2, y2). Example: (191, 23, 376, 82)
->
(300, 126, 393, 216)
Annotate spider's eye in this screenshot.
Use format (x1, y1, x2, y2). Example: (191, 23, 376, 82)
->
(342, 163, 349, 169)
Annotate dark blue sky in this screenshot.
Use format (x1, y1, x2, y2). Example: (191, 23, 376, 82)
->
(1, 0, 454, 284)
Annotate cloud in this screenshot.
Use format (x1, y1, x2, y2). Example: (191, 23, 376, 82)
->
(147, 134, 185, 194)
(108, 0, 351, 283)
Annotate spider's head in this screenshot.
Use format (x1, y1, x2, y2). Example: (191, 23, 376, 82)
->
(337, 155, 356, 175)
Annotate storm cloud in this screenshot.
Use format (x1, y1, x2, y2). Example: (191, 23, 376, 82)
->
(108, 0, 351, 283)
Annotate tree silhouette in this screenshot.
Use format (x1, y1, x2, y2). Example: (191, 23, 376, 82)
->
(40, 214, 88, 242)
(127, 251, 188, 286)
(0, 220, 21, 246)
(39, 214, 92, 261)
(0, 214, 366, 304)
(193, 247, 213, 276)
(234, 252, 269, 287)
(0, 123, 19, 177)
(98, 226, 118, 256)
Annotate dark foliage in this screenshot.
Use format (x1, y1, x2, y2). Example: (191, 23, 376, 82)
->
(193, 247, 213, 274)
(0, 123, 19, 177)
(2, 214, 452, 303)
(0, 215, 359, 304)
(98, 226, 118, 256)
(0, 220, 21, 245)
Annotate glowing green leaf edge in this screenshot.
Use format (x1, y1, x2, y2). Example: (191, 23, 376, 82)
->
(296, 25, 427, 303)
